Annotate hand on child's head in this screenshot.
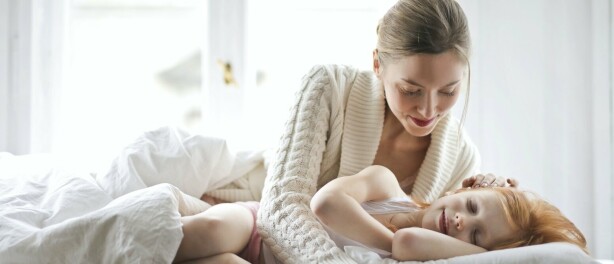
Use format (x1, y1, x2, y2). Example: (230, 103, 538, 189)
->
(462, 174, 518, 189)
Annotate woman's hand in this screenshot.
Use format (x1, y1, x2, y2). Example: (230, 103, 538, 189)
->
(461, 173, 519, 188)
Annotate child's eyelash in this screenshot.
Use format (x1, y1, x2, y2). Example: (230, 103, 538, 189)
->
(467, 199, 474, 213)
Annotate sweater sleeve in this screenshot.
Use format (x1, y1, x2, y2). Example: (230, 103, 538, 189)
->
(257, 65, 356, 263)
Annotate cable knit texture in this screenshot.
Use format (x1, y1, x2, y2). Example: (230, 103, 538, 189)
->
(257, 65, 480, 264)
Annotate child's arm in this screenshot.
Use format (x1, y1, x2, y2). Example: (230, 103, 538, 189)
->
(310, 165, 406, 252)
(391, 227, 487, 261)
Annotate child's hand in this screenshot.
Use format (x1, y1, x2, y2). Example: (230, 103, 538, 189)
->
(200, 194, 227, 205)
(462, 174, 518, 189)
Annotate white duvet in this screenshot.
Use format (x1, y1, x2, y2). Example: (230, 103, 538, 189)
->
(0, 127, 265, 263)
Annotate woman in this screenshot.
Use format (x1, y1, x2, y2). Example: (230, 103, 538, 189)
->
(257, 0, 505, 262)
(174, 166, 587, 263)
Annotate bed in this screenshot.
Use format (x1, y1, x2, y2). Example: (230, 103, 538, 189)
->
(0, 127, 598, 263)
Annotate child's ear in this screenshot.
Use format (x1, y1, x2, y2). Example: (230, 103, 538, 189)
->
(373, 49, 382, 79)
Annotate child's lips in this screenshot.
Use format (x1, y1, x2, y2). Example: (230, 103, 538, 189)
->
(440, 210, 448, 235)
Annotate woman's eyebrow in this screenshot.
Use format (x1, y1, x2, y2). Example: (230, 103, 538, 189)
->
(401, 78, 425, 87)
(442, 80, 461, 87)
(400, 78, 461, 88)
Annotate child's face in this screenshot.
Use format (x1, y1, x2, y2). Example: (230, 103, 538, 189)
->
(421, 189, 517, 249)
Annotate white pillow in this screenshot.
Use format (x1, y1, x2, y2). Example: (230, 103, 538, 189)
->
(346, 242, 594, 264)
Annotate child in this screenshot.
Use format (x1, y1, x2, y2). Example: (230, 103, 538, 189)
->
(173, 165, 587, 263)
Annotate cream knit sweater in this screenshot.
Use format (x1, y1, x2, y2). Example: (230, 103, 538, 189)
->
(257, 64, 480, 263)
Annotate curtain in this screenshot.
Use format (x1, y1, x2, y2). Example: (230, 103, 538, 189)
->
(0, 0, 66, 155)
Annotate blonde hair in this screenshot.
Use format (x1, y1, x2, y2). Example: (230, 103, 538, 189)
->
(392, 188, 589, 254)
(376, 0, 472, 128)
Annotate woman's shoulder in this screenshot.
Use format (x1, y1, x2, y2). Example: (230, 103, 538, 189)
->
(304, 64, 360, 76)
(303, 64, 375, 85)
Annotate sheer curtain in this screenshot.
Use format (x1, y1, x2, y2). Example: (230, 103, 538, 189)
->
(0, 0, 67, 155)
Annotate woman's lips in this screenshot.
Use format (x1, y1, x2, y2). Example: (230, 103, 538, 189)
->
(410, 117, 435, 127)
(439, 210, 448, 235)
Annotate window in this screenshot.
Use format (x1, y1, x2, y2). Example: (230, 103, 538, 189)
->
(57, 0, 397, 167)
(57, 0, 205, 167)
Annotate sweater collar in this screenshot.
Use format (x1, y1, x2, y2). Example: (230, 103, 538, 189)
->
(412, 113, 459, 203)
(339, 72, 384, 177)
(339, 70, 459, 203)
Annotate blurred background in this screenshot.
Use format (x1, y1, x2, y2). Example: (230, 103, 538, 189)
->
(0, 0, 612, 258)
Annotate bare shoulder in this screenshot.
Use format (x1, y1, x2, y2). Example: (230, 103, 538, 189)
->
(359, 165, 405, 198)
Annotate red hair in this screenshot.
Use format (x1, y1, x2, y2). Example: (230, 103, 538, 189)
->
(486, 187, 588, 254)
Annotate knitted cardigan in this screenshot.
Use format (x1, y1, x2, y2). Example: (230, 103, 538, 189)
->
(256, 64, 480, 264)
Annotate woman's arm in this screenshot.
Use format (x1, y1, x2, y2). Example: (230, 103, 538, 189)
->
(256, 65, 356, 263)
(310, 165, 405, 252)
(391, 227, 486, 261)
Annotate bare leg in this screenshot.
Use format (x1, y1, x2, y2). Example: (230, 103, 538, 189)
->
(174, 203, 254, 263)
(181, 253, 249, 264)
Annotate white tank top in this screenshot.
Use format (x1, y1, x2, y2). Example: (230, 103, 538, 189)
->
(322, 196, 420, 258)
(360, 196, 420, 214)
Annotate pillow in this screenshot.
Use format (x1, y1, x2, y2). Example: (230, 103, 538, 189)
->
(345, 242, 594, 264)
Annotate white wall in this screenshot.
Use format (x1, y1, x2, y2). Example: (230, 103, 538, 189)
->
(591, 0, 613, 258)
(459, 0, 612, 257)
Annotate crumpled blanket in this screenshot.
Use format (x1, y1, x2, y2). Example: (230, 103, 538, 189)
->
(0, 126, 266, 263)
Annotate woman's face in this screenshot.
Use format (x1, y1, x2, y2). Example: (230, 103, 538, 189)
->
(421, 190, 517, 250)
(374, 51, 466, 137)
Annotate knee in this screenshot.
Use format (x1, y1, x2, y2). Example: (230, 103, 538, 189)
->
(190, 217, 227, 242)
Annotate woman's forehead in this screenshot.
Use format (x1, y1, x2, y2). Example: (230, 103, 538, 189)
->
(384, 53, 466, 82)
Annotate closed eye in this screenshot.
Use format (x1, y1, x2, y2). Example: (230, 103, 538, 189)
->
(467, 198, 477, 214)
(439, 88, 457, 97)
(398, 87, 421, 96)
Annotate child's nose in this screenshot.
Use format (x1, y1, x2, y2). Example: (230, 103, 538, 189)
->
(454, 213, 464, 231)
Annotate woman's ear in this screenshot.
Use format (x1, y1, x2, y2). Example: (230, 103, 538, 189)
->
(373, 49, 381, 79)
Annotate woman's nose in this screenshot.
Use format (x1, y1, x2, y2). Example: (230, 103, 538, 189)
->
(417, 93, 436, 118)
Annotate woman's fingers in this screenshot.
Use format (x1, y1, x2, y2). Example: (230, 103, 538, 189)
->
(480, 174, 497, 187)
(490, 175, 506, 187)
(464, 174, 517, 188)
(462, 176, 477, 188)
(472, 174, 486, 188)
(507, 178, 519, 188)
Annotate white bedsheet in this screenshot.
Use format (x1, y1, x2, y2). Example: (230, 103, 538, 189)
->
(0, 127, 265, 263)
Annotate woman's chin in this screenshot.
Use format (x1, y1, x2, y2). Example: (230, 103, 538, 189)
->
(405, 125, 436, 137)
(404, 118, 438, 137)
